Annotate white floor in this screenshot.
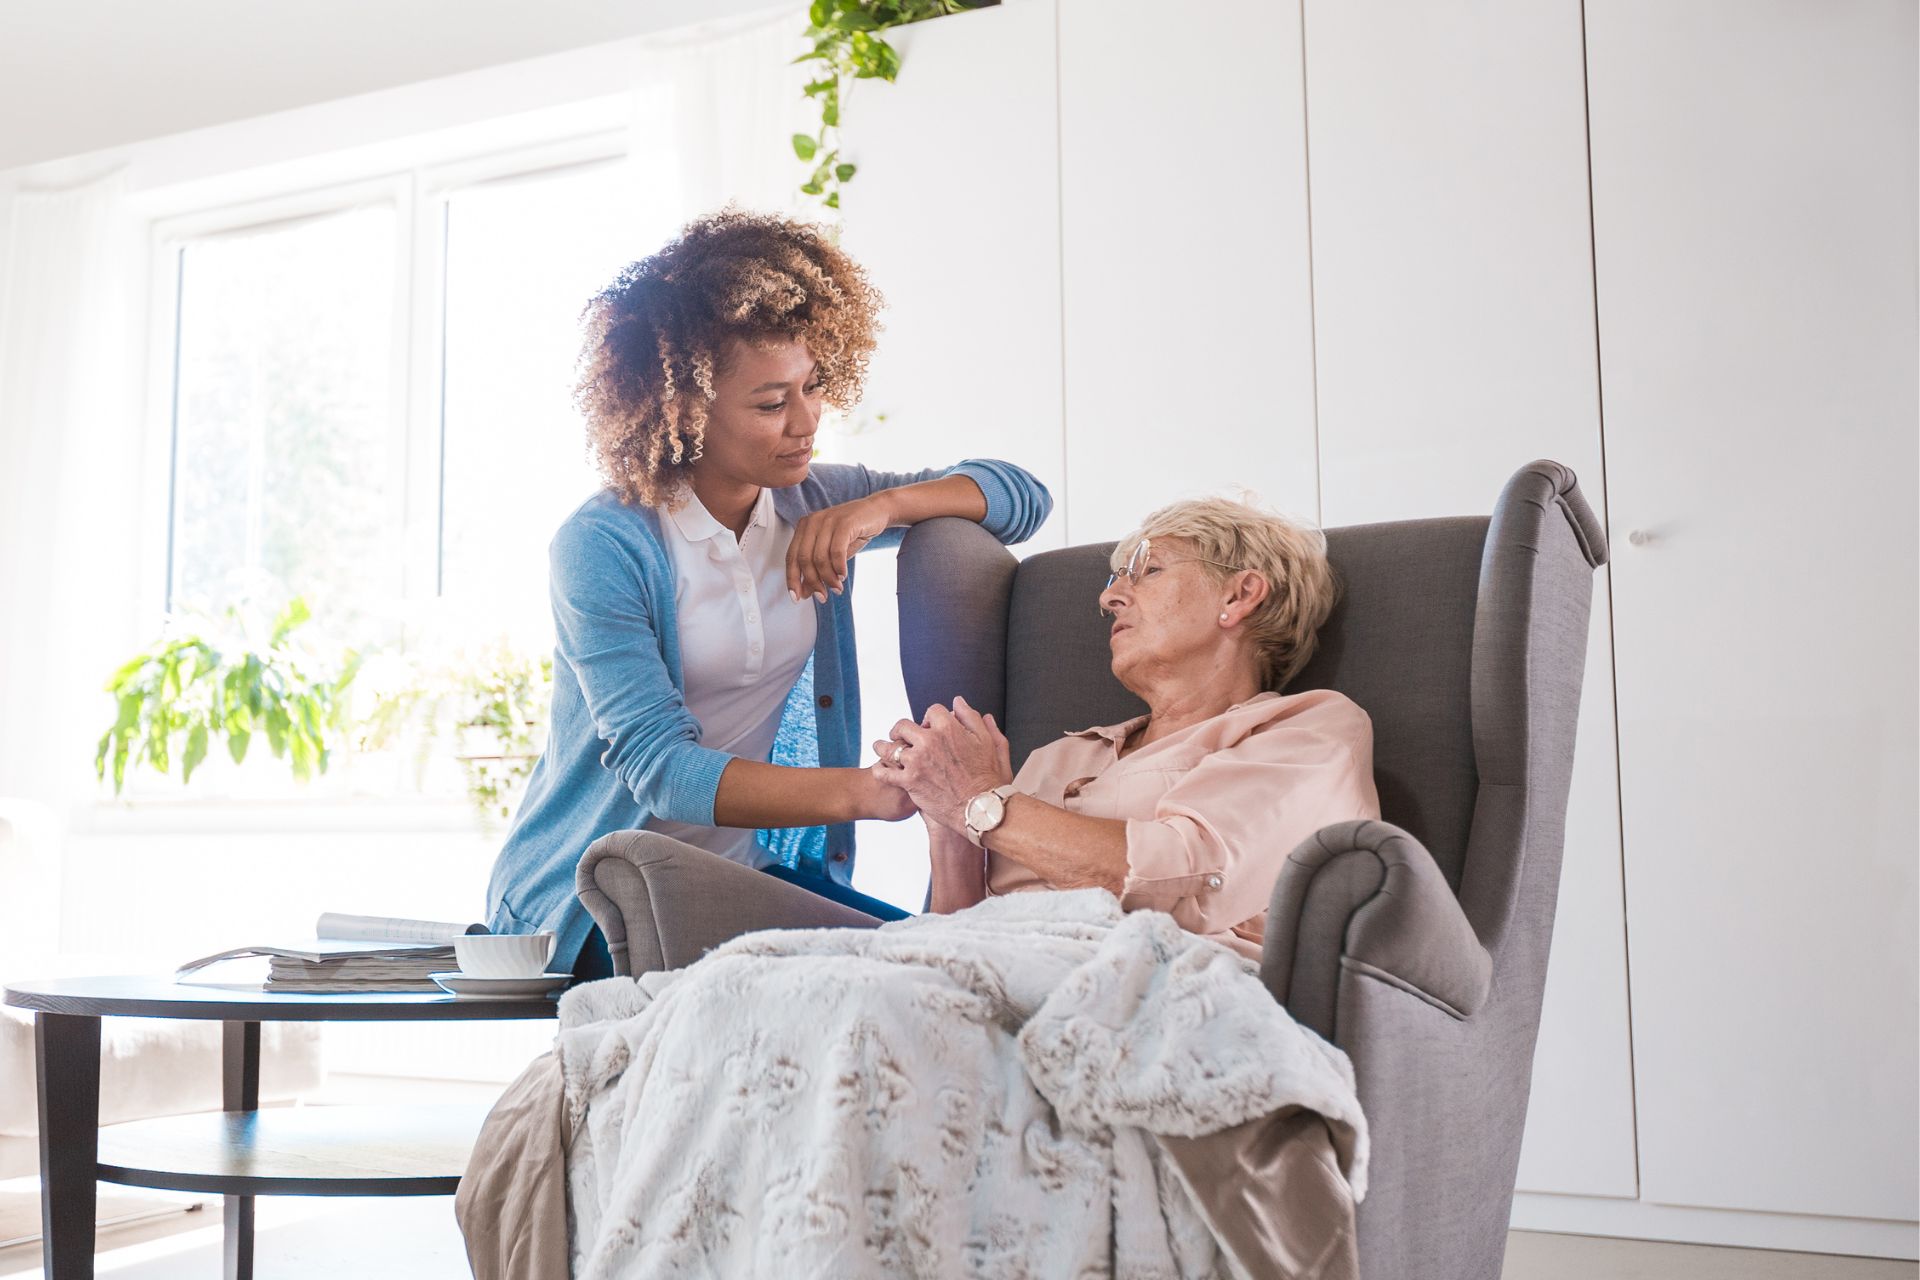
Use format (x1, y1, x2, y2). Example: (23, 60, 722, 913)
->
(0, 1075, 1912, 1279)
(2, 1195, 1912, 1280)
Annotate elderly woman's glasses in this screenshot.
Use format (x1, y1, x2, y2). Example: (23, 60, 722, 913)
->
(1100, 537, 1246, 615)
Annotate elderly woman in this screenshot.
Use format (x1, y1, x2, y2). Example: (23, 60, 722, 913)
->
(874, 495, 1379, 957)
(458, 495, 1379, 1280)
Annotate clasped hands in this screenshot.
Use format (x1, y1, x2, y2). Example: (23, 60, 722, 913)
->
(869, 695, 1014, 835)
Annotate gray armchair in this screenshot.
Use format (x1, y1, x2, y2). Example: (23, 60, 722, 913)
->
(576, 459, 1608, 1280)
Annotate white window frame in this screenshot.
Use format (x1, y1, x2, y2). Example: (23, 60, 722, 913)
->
(139, 129, 631, 624)
(125, 125, 631, 813)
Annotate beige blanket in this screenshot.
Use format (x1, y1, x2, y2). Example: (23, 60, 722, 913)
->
(458, 892, 1361, 1279)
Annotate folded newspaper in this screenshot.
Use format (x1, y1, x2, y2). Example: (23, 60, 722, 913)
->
(177, 913, 490, 992)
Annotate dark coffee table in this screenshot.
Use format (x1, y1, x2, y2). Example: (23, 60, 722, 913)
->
(4, 974, 559, 1280)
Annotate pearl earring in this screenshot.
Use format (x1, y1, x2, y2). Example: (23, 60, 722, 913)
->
(1219, 613, 1229, 623)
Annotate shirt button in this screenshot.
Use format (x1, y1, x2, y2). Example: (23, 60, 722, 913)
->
(1206, 875, 1223, 890)
(750, 643, 762, 654)
(831, 852, 848, 863)
(817, 695, 833, 708)
(746, 612, 758, 623)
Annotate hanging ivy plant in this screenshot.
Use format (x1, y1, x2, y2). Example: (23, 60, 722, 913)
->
(792, 0, 998, 211)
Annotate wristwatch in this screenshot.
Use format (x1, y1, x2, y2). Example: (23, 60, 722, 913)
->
(963, 784, 1017, 848)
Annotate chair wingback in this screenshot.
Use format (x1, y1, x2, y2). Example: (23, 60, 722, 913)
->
(1285, 517, 1488, 892)
(895, 518, 1020, 726)
(1457, 459, 1608, 959)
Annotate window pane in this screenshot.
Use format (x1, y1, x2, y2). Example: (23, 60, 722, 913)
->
(169, 207, 398, 644)
(439, 163, 674, 641)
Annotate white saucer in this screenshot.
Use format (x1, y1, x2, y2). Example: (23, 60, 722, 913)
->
(430, 971, 570, 999)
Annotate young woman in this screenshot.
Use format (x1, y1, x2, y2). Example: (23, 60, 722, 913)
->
(483, 209, 1052, 978)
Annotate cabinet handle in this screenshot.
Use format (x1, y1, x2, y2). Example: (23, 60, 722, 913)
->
(1627, 529, 1658, 546)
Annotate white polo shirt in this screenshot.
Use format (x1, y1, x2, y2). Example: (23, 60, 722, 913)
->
(645, 486, 818, 867)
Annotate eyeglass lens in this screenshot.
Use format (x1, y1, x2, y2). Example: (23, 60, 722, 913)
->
(1101, 537, 1149, 606)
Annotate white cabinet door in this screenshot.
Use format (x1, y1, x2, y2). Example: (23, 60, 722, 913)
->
(1588, 0, 1918, 1220)
(835, 0, 1068, 910)
(1057, 0, 1318, 541)
(836, 0, 1066, 535)
(1302, 0, 1639, 1197)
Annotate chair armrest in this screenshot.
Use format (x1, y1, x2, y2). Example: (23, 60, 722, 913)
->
(1259, 819, 1492, 1040)
(576, 830, 882, 976)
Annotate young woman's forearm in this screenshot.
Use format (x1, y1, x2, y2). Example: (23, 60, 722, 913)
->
(871, 474, 987, 526)
(711, 758, 895, 827)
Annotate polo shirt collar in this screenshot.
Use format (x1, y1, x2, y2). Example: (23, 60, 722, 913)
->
(666, 487, 775, 544)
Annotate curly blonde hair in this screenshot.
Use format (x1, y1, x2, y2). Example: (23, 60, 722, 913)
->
(575, 208, 885, 509)
(1114, 496, 1339, 690)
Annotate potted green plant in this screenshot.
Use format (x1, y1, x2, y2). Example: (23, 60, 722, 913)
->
(94, 598, 359, 794)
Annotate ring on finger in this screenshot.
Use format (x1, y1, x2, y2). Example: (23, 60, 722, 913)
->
(889, 743, 906, 765)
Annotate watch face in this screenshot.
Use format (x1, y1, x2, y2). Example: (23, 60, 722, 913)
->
(967, 791, 1004, 832)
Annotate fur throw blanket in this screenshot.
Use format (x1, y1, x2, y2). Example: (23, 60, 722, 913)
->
(554, 889, 1367, 1279)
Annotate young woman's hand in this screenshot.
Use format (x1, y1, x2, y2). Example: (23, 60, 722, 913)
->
(787, 495, 893, 603)
(857, 759, 919, 822)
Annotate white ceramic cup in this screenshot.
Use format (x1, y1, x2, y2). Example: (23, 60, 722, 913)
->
(455, 932, 556, 978)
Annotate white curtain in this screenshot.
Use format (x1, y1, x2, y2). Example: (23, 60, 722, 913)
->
(627, 5, 824, 228)
(0, 170, 142, 818)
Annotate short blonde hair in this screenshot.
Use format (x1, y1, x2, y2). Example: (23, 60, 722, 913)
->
(1113, 495, 1338, 690)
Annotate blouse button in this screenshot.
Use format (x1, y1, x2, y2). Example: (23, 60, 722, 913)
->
(817, 694, 833, 708)
(831, 852, 848, 863)
(1205, 875, 1223, 890)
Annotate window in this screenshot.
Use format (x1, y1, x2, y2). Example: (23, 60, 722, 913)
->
(167, 206, 400, 648)
(158, 139, 680, 638)
(150, 135, 677, 799)
(438, 160, 654, 636)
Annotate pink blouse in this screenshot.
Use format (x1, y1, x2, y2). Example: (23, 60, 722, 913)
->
(987, 689, 1381, 961)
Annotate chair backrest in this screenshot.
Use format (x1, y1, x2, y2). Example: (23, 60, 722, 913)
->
(896, 459, 1607, 956)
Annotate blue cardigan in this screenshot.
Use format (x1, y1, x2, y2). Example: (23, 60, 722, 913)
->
(485, 459, 1052, 970)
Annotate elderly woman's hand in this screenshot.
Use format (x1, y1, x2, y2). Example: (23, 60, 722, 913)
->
(870, 695, 1013, 832)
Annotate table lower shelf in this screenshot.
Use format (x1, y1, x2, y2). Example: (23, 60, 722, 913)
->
(94, 1103, 487, 1197)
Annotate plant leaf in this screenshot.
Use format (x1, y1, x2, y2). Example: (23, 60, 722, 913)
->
(835, 162, 856, 182)
(792, 133, 818, 160)
(182, 723, 209, 783)
(269, 598, 309, 648)
(228, 727, 251, 765)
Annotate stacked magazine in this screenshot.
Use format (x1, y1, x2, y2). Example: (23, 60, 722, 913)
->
(176, 913, 489, 993)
